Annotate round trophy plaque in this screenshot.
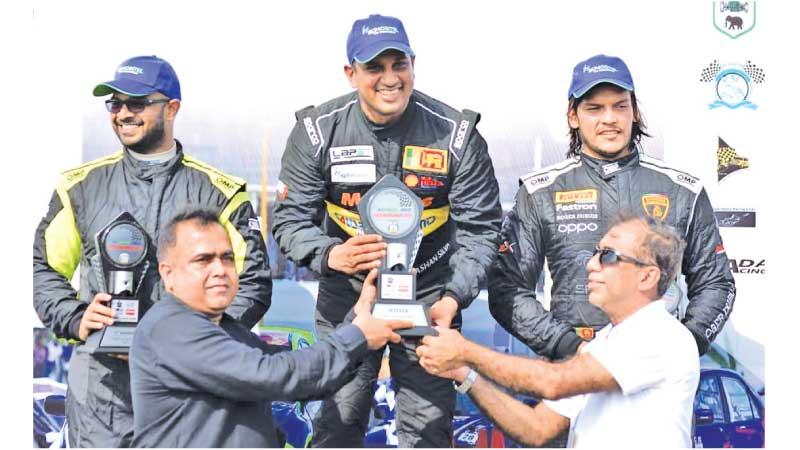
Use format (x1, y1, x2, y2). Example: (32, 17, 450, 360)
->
(366, 187, 420, 238)
(100, 222, 148, 269)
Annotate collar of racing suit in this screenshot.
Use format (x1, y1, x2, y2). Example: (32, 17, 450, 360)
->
(356, 91, 418, 141)
(581, 148, 640, 181)
(122, 140, 184, 182)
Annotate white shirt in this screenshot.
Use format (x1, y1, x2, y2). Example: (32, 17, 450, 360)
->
(545, 300, 700, 448)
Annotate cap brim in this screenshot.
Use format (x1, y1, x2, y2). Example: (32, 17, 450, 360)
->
(92, 78, 157, 97)
(353, 41, 414, 64)
(570, 79, 634, 99)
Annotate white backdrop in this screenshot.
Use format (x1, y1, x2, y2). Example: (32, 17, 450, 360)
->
(6, 0, 795, 447)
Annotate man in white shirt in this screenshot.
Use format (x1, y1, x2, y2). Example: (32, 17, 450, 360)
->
(416, 213, 700, 447)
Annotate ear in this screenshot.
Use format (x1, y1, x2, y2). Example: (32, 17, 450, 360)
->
(567, 106, 579, 130)
(344, 64, 356, 88)
(165, 99, 181, 121)
(159, 261, 174, 293)
(639, 266, 660, 293)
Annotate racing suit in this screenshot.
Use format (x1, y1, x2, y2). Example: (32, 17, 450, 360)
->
(33, 143, 271, 447)
(272, 90, 502, 447)
(489, 150, 736, 360)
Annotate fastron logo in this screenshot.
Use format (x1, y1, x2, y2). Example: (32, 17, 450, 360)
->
(117, 66, 144, 75)
(583, 64, 617, 73)
(362, 25, 398, 35)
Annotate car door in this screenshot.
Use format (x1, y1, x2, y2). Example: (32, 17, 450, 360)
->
(693, 374, 728, 447)
(720, 375, 765, 448)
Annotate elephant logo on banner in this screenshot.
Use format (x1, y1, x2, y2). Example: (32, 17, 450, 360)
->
(713, 1, 756, 39)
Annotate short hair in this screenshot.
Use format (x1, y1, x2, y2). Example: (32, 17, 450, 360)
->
(566, 83, 651, 158)
(609, 211, 686, 298)
(157, 208, 222, 262)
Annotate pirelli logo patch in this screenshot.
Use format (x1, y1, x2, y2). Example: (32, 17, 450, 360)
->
(555, 189, 597, 204)
(403, 146, 448, 174)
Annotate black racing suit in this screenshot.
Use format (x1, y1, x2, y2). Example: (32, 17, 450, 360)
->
(272, 90, 502, 447)
(489, 150, 736, 360)
(33, 143, 271, 447)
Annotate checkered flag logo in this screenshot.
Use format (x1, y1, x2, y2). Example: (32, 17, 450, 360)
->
(717, 137, 750, 181)
(744, 61, 766, 83)
(700, 60, 721, 82)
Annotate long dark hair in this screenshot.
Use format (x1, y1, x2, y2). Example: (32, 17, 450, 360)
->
(566, 85, 651, 158)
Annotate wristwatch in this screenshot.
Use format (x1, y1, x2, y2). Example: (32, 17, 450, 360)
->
(454, 368, 479, 394)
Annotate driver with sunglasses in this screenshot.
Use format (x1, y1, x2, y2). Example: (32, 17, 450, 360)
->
(32, 55, 271, 447)
(488, 54, 736, 365)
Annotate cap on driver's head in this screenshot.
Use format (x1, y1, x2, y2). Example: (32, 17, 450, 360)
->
(567, 54, 634, 100)
(346, 14, 414, 64)
(93, 55, 181, 100)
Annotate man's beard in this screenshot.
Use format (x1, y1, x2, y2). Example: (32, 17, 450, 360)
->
(581, 131, 632, 160)
(117, 118, 166, 154)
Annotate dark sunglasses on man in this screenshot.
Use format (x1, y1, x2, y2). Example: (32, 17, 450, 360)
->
(593, 246, 654, 267)
(105, 97, 171, 113)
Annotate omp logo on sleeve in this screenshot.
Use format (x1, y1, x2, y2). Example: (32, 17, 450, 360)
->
(403, 146, 448, 174)
(331, 164, 376, 183)
(330, 145, 374, 163)
(555, 189, 598, 204)
(641, 194, 670, 221)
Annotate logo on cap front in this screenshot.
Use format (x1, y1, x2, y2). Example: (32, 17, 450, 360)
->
(362, 25, 399, 35)
(117, 66, 144, 75)
(583, 64, 617, 73)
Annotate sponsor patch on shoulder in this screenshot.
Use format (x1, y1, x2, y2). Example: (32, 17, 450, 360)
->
(675, 172, 700, 190)
(248, 217, 263, 231)
(330, 145, 374, 163)
(331, 164, 376, 183)
(521, 172, 552, 193)
(302, 117, 320, 145)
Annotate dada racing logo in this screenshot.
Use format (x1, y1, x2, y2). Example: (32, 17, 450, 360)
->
(713, 1, 756, 39)
(728, 258, 765, 274)
(700, 59, 765, 110)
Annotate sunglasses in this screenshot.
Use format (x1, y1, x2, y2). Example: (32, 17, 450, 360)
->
(105, 98, 170, 113)
(593, 246, 653, 267)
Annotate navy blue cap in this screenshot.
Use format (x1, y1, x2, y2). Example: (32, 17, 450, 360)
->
(93, 55, 181, 100)
(568, 54, 634, 99)
(347, 14, 414, 64)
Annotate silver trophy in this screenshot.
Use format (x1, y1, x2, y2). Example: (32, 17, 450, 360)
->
(84, 212, 150, 354)
(358, 175, 436, 337)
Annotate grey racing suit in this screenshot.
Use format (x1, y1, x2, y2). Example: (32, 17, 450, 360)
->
(489, 150, 735, 360)
(33, 143, 271, 447)
(272, 90, 502, 447)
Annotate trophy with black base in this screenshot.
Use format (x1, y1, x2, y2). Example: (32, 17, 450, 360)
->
(358, 175, 437, 337)
(84, 212, 150, 354)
